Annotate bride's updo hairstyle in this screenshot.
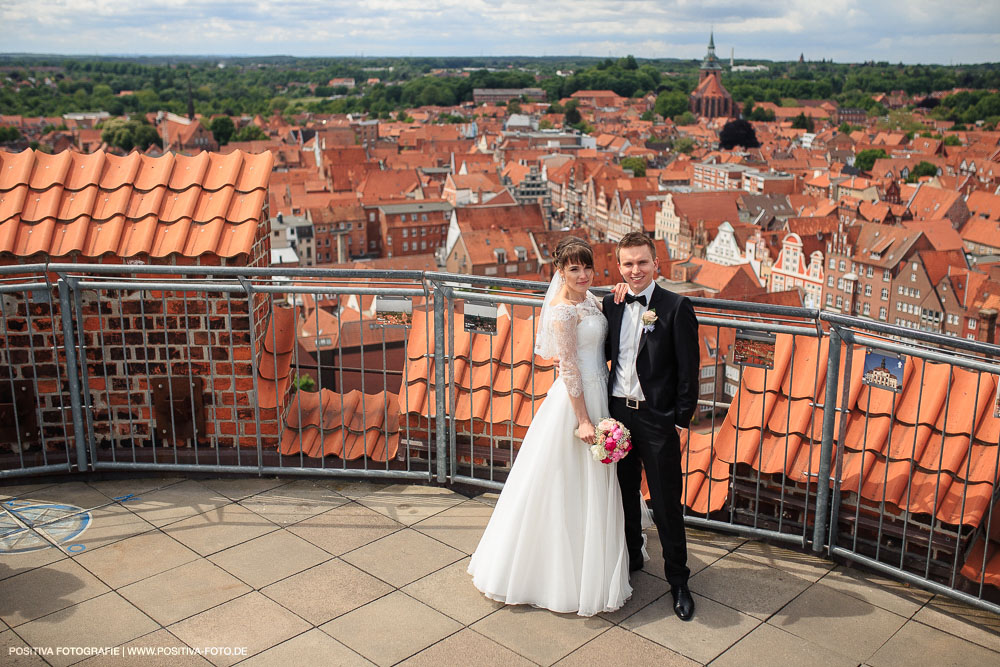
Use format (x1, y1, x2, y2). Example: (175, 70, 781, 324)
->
(553, 236, 594, 271)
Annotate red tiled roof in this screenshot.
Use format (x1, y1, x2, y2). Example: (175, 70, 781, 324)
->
(0, 148, 272, 259)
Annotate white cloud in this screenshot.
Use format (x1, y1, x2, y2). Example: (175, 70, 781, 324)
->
(1, 0, 997, 62)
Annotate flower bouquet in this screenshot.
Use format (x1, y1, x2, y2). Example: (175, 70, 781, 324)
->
(588, 418, 632, 464)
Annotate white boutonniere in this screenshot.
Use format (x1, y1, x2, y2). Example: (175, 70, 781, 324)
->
(641, 309, 657, 333)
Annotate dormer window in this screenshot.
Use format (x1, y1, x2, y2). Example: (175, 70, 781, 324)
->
(515, 246, 527, 262)
(495, 248, 506, 264)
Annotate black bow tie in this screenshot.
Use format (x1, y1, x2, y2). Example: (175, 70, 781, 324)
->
(624, 293, 647, 306)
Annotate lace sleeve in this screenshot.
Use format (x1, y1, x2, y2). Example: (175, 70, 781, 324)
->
(551, 305, 583, 397)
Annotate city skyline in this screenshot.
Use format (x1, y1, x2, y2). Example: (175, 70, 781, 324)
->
(2, 1, 998, 65)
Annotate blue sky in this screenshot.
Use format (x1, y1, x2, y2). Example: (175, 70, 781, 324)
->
(3, 1, 998, 64)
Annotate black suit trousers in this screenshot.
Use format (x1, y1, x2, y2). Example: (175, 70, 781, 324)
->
(611, 401, 690, 588)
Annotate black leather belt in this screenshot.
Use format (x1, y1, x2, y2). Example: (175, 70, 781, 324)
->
(613, 396, 648, 410)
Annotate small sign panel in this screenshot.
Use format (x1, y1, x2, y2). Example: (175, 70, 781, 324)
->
(732, 330, 776, 370)
(464, 301, 498, 335)
(862, 349, 905, 393)
(375, 296, 412, 328)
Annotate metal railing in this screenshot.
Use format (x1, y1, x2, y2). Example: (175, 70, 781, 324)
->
(0, 264, 998, 615)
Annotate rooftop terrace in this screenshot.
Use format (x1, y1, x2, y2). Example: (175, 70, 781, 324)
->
(2, 476, 998, 666)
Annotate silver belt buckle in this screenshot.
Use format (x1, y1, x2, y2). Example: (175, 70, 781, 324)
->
(626, 398, 639, 409)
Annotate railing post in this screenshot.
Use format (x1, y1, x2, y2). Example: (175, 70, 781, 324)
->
(812, 325, 841, 553)
(57, 279, 89, 473)
(433, 283, 447, 484)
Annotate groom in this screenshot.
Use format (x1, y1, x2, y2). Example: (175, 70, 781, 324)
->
(604, 232, 700, 621)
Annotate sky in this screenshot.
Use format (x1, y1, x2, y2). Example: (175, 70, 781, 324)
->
(2, 1, 998, 64)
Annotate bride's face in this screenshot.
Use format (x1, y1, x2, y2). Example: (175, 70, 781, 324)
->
(561, 262, 594, 296)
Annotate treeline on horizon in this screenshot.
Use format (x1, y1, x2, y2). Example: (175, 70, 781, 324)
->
(2, 54, 999, 128)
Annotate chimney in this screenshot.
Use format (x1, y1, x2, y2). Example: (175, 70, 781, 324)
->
(981, 308, 998, 344)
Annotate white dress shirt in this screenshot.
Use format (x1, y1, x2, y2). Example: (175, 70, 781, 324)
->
(612, 282, 656, 401)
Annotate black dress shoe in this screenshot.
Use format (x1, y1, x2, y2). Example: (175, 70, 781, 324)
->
(671, 586, 695, 621)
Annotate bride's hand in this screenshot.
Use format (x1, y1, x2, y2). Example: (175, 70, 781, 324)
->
(612, 282, 629, 304)
(576, 421, 597, 444)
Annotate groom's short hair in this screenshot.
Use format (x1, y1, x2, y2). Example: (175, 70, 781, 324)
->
(616, 232, 656, 261)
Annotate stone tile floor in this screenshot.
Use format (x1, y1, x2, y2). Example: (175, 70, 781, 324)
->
(1, 476, 998, 666)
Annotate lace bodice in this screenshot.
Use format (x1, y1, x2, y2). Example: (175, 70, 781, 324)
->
(549, 293, 608, 397)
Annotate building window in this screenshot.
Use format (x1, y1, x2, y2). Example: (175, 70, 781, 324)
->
(839, 260, 846, 271)
(865, 285, 872, 297)
(826, 294, 833, 306)
(879, 307, 887, 320)
(911, 273, 916, 282)
(866, 266, 873, 278)
(484, 266, 498, 275)
(700, 382, 715, 394)
(827, 275, 835, 287)
(969, 318, 978, 330)
(387, 236, 393, 245)
(864, 303, 870, 315)
(829, 257, 836, 270)
(883, 269, 891, 281)
(402, 229, 408, 238)
(836, 296, 843, 308)
(403, 241, 409, 251)
(881, 288, 889, 300)
(421, 240, 427, 250)
(897, 285, 903, 294)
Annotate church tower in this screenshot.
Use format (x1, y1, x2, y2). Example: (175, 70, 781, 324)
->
(690, 31, 734, 120)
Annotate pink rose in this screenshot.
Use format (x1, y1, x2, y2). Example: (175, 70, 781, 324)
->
(605, 443, 615, 451)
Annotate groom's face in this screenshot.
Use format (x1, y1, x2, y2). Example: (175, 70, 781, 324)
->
(617, 245, 657, 294)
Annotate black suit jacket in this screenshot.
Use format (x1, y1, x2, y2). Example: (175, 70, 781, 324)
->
(603, 285, 700, 428)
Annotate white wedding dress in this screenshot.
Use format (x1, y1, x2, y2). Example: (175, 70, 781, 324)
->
(468, 292, 632, 616)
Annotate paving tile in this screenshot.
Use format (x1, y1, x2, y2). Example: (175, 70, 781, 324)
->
(621, 592, 760, 664)
(77, 629, 212, 667)
(240, 628, 374, 667)
(74, 530, 200, 589)
(912, 595, 1000, 652)
(208, 529, 331, 589)
(321, 479, 393, 500)
(639, 529, 729, 581)
(321, 591, 462, 667)
(869, 619, 1000, 667)
(125, 481, 232, 528)
(471, 492, 500, 507)
(87, 477, 186, 502)
(819, 565, 933, 617)
(355, 484, 467, 526)
(399, 628, 534, 667)
(0, 482, 57, 501)
(412, 500, 493, 554)
(341, 528, 464, 588)
(770, 582, 907, 663)
(261, 558, 393, 625)
(15, 592, 159, 667)
(58, 503, 155, 552)
(0, 544, 66, 581)
(472, 605, 613, 666)
(162, 504, 278, 557)
(287, 502, 401, 556)
(197, 477, 288, 501)
(734, 540, 835, 582)
(689, 552, 813, 620)
(555, 625, 697, 666)
(8, 482, 110, 510)
(712, 621, 858, 667)
(239, 479, 349, 525)
(0, 557, 110, 626)
(599, 570, 670, 624)
(168, 592, 311, 667)
(402, 557, 502, 625)
(1, 628, 49, 667)
(686, 526, 747, 551)
(118, 559, 251, 626)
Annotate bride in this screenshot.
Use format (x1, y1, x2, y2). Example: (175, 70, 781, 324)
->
(467, 236, 632, 616)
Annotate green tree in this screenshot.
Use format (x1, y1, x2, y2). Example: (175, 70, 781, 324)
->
(506, 99, 522, 115)
(791, 112, 814, 132)
(943, 135, 962, 146)
(564, 101, 582, 125)
(673, 111, 696, 125)
(906, 161, 940, 182)
(210, 116, 235, 145)
(100, 117, 161, 152)
(0, 126, 22, 142)
(654, 91, 688, 119)
(673, 136, 696, 154)
(620, 157, 646, 177)
(719, 119, 761, 149)
(233, 124, 268, 141)
(855, 148, 888, 172)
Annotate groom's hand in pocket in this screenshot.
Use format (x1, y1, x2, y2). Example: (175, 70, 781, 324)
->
(612, 282, 629, 304)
